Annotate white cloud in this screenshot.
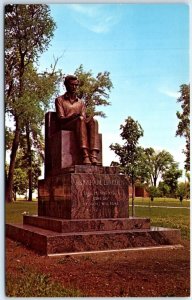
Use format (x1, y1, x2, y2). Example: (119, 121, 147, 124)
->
(69, 4, 99, 17)
(159, 89, 180, 99)
(67, 4, 122, 33)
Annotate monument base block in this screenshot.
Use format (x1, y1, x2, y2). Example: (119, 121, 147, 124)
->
(6, 217, 181, 255)
(6, 165, 182, 255)
(38, 166, 129, 219)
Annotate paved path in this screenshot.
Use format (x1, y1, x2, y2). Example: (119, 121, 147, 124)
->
(130, 204, 190, 210)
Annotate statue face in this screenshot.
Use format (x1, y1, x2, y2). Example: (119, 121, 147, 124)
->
(67, 79, 79, 94)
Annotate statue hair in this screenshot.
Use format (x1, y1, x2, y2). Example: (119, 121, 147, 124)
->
(64, 75, 79, 87)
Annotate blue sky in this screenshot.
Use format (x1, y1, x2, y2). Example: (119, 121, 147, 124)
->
(38, 4, 189, 173)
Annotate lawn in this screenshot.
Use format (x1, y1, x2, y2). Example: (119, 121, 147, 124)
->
(129, 197, 190, 240)
(6, 201, 37, 224)
(133, 197, 190, 207)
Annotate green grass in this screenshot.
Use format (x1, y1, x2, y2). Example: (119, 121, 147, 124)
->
(133, 197, 190, 207)
(134, 204, 190, 240)
(6, 271, 84, 297)
(6, 201, 37, 224)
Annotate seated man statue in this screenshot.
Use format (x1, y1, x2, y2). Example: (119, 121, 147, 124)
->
(55, 75, 100, 165)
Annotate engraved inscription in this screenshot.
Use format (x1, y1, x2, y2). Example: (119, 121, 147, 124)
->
(91, 200, 119, 207)
(77, 179, 126, 186)
(91, 190, 119, 207)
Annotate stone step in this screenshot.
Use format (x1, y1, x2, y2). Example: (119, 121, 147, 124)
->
(6, 223, 181, 256)
(23, 216, 151, 233)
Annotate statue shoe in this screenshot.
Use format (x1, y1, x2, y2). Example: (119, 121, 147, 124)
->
(83, 156, 91, 165)
(90, 155, 99, 166)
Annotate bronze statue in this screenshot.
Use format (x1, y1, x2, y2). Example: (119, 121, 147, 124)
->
(55, 75, 100, 165)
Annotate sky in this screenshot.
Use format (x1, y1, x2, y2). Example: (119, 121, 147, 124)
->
(37, 3, 189, 174)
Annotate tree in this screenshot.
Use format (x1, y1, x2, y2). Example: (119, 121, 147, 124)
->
(144, 148, 175, 187)
(161, 163, 182, 197)
(19, 63, 61, 201)
(110, 117, 145, 216)
(74, 64, 113, 118)
(5, 4, 59, 202)
(176, 84, 190, 171)
(8, 146, 41, 201)
(176, 182, 187, 202)
(185, 172, 190, 199)
(158, 182, 170, 198)
(12, 149, 28, 201)
(146, 186, 159, 202)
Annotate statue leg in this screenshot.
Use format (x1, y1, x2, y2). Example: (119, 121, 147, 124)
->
(87, 118, 100, 165)
(59, 117, 91, 165)
(76, 117, 91, 165)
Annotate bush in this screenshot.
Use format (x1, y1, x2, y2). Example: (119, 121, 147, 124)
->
(147, 186, 160, 201)
(176, 182, 187, 202)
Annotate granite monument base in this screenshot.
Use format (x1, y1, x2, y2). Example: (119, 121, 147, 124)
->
(38, 166, 129, 219)
(6, 165, 182, 255)
(6, 218, 181, 255)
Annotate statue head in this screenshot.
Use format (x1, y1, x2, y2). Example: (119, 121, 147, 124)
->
(64, 75, 79, 94)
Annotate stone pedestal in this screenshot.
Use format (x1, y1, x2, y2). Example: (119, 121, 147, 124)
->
(6, 165, 182, 256)
(47, 131, 103, 175)
(38, 166, 128, 219)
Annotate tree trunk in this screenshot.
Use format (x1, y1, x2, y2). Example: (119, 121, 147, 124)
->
(26, 125, 32, 201)
(6, 119, 20, 203)
(131, 177, 135, 217)
(13, 190, 17, 201)
(154, 176, 157, 187)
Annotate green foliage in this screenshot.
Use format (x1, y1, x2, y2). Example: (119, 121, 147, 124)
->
(161, 163, 182, 197)
(144, 148, 175, 187)
(13, 168, 28, 199)
(6, 272, 84, 297)
(119, 117, 144, 146)
(11, 63, 61, 128)
(14, 144, 41, 197)
(110, 117, 147, 217)
(74, 64, 113, 117)
(5, 4, 56, 105)
(110, 117, 145, 179)
(5, 127, 14, 151)
(146, 186, 160, 201)
(158, 182, 170, 197)
(185, 172, 190, 199)
(176, 182, 188, 202)
(176, 84, 190, 171)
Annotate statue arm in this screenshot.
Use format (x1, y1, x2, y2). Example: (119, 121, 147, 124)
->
(81, 101, 94, 123)
(55, 97, 65, 119)
(81, 101, 87, 119)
